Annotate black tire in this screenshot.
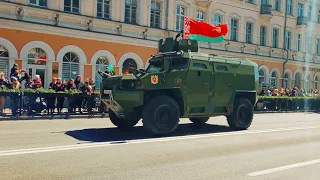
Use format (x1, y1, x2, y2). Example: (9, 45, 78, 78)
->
(109, 109, 140, 129)
(189, 117, 209, 125)
(227, 98, 253, 130)
(142, 95, 180, 135)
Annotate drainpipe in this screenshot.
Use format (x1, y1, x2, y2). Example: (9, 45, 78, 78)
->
(165, 0, 170, 37)
(282, 0, 289, 88)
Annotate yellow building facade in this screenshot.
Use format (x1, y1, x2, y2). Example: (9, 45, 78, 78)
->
(0, 0, 320, 90)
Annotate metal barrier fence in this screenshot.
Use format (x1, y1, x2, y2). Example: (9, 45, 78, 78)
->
(0, 91, 103, 119)
(0, 92, 319, 119)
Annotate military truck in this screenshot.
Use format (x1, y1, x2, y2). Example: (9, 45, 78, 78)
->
(99, 33, 260, 135)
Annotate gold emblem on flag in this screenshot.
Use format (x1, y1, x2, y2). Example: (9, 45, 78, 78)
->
(151, 75, 158, 84)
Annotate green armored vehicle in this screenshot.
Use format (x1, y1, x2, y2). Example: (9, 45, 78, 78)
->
(99, 34, 260, 135)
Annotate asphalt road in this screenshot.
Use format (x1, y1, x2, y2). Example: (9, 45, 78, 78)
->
(0, 113, 320, 180)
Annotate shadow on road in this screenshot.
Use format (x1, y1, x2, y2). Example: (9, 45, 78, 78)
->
(65, 123, 234, 143)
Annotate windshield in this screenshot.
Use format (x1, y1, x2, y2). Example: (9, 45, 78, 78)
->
(146, 58, 164, 73)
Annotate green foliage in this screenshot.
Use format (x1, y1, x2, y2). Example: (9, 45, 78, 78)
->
(258, 96, 320, 100)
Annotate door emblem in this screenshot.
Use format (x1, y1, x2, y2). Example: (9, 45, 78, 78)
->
(151, 75, 158, 84)
(174, 77, 182, 84)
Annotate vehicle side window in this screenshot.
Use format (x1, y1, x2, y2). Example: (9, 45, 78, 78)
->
(193, 63, 207, 69)
(216, 65, 228, 71)
(171, 58, 189, 71)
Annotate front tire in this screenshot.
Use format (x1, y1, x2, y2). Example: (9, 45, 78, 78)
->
(227, 98, 253, 130)
(142, 95, 180, 135)
(109, 109, 140, 129)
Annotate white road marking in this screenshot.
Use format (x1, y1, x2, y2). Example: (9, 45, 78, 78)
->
(1, 125, 320, 157)
(247, 159, 320, 176)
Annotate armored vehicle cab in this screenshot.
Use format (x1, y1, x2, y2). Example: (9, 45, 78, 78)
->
(100, 33, 260, 135)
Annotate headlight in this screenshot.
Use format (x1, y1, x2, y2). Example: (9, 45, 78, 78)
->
(131, 81, 135, 88)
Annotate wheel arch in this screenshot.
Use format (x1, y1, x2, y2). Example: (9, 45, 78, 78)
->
(228, 90, 257, 113)
(144, 88, 185, 116)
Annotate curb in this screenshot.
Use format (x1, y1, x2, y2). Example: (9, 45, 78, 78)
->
(0, 113, 109, 121)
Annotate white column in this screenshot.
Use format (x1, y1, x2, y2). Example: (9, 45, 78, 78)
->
(47, 61, 52, 89)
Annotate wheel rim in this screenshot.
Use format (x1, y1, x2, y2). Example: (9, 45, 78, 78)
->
(237, 104, 252, 127)
(155, 105, 172, 129)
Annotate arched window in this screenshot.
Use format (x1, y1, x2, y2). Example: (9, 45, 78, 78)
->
(304, 75, 311, 91)
(283, 73, 289, 88)
(122, 58, 137, 74)
(28, 48, 46, 65)
(294, 73, 301, 88)
(62, 52, 79, 80)
(259, 69, 265, 87)
(269, 71, 278, 88)
(0, 45, 9, 77)
(315, 75, 319, 90)
(95, 56, 109, 89)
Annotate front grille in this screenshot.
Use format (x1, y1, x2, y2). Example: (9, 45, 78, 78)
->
(120, 80, 136, 89)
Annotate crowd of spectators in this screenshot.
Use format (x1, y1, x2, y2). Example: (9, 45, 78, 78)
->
(0, 64, 99, 116)
(259, 85, 319, 97)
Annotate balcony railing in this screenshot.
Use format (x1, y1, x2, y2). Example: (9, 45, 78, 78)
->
(297, 16, 308, 26)
(260, 4, 272, 15)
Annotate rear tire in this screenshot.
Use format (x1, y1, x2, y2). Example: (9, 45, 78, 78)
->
(109, 109, 140, 129)
(142, 95, 180, 135)
(189, 117, 209, 126)
(227, 98, 253, 130)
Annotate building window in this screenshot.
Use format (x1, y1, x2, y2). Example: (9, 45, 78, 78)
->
(315, 75, 319, 90)
(213, 14, 221, 26)
(270, 71, 278, 88)
(318, 10, 320, 23)
(274, 0, 281, 11)
(29, 0, 47, 7)
(64, 0, 80, 13)
(175, 5, 185, 31)
(0, 45, 9, 77)
(287, 0, 292, 15)
(247, 0, 254, 4)
(297, 3, 303, 17)
(296, 34, 301, 51)
(246, 22, 253, 44)
(308, 6, 312, 21)
(125, 0, 137, 24)
(122, 58, 137, 74)
(260, 26, 266, 46)
(150, 0, 161, 28)
(230, 18, 238, 41)
(62, 52, 79, 80)
(306, 36, 311, 54)
(295, 73, 301, 88)
(305, 75, 311, 91)
(283, 73, 289, 88)
(95, 56, 109, 89)
(28, 48, 46, 65)
(285, 31, 291, 50)
(196, 11, 204, 22)
(272, 28, 279, 48)
(317, 39, 320, 55)
(261, 0, 268, 5)
(97, 0, 111, 19)
(259, 69, 266, 87)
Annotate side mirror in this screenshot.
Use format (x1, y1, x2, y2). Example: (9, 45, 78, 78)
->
(163, 58, 170, 72)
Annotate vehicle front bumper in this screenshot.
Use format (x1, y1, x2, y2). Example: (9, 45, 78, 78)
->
(101, 90, 144, 119)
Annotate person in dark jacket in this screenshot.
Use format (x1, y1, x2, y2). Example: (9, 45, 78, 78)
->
(47, 77, 57, 115)
(65, 78, 76, 113)
(74, 75, 83, 113)
(53, 78, 65, 113)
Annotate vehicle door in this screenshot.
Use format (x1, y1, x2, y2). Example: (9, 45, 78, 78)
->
(211, 62, 235, 113)
(184, 60, 212, 114)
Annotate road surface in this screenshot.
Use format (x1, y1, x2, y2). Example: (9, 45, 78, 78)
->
(0, 113, 320, 180)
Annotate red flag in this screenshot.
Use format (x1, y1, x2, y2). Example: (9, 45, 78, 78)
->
(184, 16, 228, 39)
